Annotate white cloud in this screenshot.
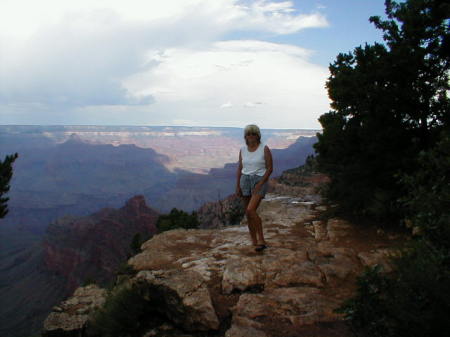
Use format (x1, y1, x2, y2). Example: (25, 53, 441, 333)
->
(244, 102, 263, 108)
(0, 0, 328, 39)
(122, 40, 330, 128)
(0, 0, 330, 128)
(220, 102, 233, 108)
(239, 1, 328, 34)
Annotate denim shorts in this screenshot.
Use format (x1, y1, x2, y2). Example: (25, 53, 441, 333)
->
(240, 174, 268, 198)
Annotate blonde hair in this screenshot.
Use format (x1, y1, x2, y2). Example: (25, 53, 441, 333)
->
(244, 124, 261, 145)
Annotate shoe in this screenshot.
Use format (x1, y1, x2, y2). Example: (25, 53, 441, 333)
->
(255, 244, 267, 252)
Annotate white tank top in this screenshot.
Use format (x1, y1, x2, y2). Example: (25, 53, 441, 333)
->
(241, 142, 266, 176)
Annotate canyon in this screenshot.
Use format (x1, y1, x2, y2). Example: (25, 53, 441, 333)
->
(0, 125, 318, 337)
(0, 125, 317, 234)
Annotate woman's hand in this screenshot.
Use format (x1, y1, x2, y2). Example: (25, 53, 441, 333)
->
(253, 182, 262, 194)
(236, 186, 243, 197)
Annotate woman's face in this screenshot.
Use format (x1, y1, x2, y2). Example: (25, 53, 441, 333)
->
(245, 132, 259, 143)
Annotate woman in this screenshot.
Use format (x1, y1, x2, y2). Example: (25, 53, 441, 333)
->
(236, 124, 273, 252)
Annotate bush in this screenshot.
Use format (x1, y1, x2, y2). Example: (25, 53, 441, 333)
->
(82, 277, 97, 286)
(336, 240, 450, 337)
(225, 201, 245, 225)
(156, 208, 199, 233)
(116, 262, 138, 277)
(335, 132, 450, 337)
(216, 196, 245, 226)
(336, 133, 450, 337)
(399, 132, 450, 250)
(89, 284, 156, 337)
(130, 233, 143, 255)
(299, 154, 319, 174)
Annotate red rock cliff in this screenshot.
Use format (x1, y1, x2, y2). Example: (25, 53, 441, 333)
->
(42, 195, 159, 294)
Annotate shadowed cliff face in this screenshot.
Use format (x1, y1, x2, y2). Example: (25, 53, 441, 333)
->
(43, 175, 408, 337)
(270, 136, 317, 177)
(0, 195, 160, 337)
(42, 195, 159, 294)
(3, 135, 173, 234)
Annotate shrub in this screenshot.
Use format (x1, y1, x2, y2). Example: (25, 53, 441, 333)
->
(82, 277, 97, 286)
(116, 262, 138, 277)
(336, 132, 450, 337)
(130, 233, 143, 255)
(89, 284, 156, 337)
(225, 200, 245, 225)
(156, 208, 199, 232)
(398, 132, 450, 250)
(336, 240, 450, 337)
(216, 195, 245, 226)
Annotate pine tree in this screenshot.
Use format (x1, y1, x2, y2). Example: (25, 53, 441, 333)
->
(0, 152, 19, 219)
(314, 0, 450, 223)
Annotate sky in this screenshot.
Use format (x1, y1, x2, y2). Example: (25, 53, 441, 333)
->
(0, 0, 388, 129)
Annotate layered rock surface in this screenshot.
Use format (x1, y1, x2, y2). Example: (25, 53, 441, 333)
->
(43, 284, 107, 337)
(44, 190, 406, 337)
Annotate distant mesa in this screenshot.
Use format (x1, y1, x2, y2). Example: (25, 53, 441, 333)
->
(64, 133, 87, 144)
(123, 195, 152, 215)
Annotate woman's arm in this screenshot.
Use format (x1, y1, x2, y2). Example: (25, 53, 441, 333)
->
(236, 150, 243, 195)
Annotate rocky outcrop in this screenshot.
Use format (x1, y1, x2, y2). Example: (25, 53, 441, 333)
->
(195, 171, 330, 230)
(196, 194, 244, 229)
(44, 189, 406, 337)
(270, 167, 330, 200)
(42, 195, 159, 294)
(43, 284, 107, 337)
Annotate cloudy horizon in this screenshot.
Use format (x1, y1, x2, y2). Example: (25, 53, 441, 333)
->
(0, 0, 386, 129)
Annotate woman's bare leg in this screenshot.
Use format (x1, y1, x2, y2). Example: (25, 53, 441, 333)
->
(246, 194, 266, 245)
(254, 214, 266, 245)
(242, 196, 257, 245)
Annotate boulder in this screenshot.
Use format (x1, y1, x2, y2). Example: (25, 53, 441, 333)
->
(133, 269, 220, 331)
